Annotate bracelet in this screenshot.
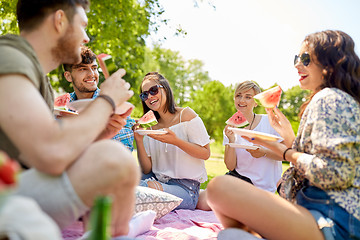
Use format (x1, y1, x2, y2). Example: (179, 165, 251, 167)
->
(283, 148, 292, 161)
(98, 95, 116, 113)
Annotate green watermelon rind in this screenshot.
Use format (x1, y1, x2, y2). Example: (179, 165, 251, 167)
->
(138, 110, 158, 129)
(225, 119, 249, 128)
(139, 121, 157, 129)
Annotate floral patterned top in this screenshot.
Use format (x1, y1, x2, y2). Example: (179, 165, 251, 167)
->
(293, 88, 360, 221)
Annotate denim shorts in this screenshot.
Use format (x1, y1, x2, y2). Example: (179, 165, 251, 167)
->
(296, 185, 360, 240)
(140, 172, 200, 210)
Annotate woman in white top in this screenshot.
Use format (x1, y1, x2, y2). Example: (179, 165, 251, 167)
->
(134, 72, 211, 210)
(196, 81, 283, 210)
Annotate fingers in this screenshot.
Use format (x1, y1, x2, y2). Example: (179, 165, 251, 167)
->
(112, 68, 126, 78)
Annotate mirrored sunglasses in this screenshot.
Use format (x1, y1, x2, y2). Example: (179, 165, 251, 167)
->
(139, 85, 163, 101)
(294, 52, 310, 66)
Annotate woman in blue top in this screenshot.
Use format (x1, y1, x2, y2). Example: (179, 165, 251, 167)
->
(207, 30, 360, 240)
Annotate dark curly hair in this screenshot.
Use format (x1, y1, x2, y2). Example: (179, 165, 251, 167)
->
(63, 46, 96, 72)
(140, 72, 177, 120)
(300, 30, 360, 117)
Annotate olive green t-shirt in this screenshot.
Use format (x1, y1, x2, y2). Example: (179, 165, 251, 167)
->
(0, 34, 54, 165)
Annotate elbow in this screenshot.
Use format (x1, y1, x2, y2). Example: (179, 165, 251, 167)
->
(31, 148, 70, 176)
(203, 151, 211, 160)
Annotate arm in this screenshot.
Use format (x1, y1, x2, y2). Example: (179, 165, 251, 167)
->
(265, 107, 295, 147)
(148, 108, 211, 160)
(0, 70, 132, 175)
(223, 125, 237, 170)
(133, 125, 152, 174)
(248, 93, 359, 190)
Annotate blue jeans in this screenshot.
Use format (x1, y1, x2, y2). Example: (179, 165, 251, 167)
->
(296, 185, 360, 240)
(140, 172, 200, 210)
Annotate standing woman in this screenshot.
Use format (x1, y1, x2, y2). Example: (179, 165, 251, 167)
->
(207, 30, 360, 240)
(196, 81, 283, 211)
(134, 72, 211, 210)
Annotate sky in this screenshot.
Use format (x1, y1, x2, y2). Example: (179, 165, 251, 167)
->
(146, 0, 360, 90)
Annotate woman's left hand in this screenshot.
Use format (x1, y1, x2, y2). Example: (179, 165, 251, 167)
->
(243, 136, 286, 158)
(148, 128, 177, 144)
(246, 146, 267, 158)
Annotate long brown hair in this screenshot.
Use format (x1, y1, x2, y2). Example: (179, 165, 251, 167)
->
(299, 30, 360, 117)
(140, 72, 177, 120)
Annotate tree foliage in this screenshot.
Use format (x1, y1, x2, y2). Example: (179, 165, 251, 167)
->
(186, 80, 234, 141)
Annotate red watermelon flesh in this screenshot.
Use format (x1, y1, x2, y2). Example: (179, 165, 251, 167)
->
(253, 86, 282, 108)
(225, 110, 249, 128)
(97, 53, 117, 79)
(54, 93, 70, 110)
(138, 110, 158, 129)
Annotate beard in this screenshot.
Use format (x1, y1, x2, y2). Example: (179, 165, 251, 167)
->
(71, 79, 97, 93)
(51, 25, 82, 65)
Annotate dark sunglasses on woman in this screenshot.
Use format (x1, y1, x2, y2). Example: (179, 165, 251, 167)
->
(294, 52, 310, 66)
(140, 85, 163, 101)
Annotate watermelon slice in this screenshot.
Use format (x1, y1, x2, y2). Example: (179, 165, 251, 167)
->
(54, 93, 70, 111)
(225, 110, 249, 128)
(97, 53, 117, 79)
(253, 86, 282, 108)
(138, 110, 158, 129)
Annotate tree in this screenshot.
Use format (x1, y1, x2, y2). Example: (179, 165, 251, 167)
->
(186, 80, 233, 141)
(142, 45, 211, 107)
(279, 85, 309, 133)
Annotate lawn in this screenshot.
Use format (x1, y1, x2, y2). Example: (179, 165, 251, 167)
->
(133, 141, 290, 190)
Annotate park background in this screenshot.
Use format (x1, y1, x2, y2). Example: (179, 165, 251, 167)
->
(1, 0, 359, 187)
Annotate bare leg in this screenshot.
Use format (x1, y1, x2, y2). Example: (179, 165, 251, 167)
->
(67, 140, 140, 237)
(207, 175, 324, 240)
(196, 189, 212, 211)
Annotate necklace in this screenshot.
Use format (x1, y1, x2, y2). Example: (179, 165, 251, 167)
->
(249, 113, 256, 130)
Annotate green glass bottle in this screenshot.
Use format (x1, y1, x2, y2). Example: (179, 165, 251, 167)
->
(88, 196, 112, 240)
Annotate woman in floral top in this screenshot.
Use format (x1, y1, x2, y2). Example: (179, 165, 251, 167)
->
(207, 30, 360, 240)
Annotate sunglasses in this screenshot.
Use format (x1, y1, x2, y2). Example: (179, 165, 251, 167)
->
(294, 52, 310, 66)
(140, 85, 163, 101)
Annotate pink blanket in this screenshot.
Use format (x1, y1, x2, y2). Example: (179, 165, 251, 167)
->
(62, 210, 223, 240)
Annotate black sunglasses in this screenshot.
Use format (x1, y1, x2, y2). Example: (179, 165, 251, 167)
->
(294, 52, 310, 66)
(140, 85, 163, 101)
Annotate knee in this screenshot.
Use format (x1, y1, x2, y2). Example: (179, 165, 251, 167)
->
(97, 140, 140, 186)
(206, 175, 227, 204)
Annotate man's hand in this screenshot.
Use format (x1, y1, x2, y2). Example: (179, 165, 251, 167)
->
(100, 69, 133, 108)
(96, 108, 132, 140)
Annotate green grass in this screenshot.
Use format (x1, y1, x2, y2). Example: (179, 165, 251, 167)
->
(133, 141, 290, 189)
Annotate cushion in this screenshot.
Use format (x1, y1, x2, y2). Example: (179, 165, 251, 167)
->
(135, 186, 183, 220)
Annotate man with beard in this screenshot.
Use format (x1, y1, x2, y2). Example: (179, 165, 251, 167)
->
(63, 46, 135, 151)
(0, 0, 139, 237)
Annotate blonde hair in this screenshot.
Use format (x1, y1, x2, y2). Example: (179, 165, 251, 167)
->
(234, 81, 261, 96)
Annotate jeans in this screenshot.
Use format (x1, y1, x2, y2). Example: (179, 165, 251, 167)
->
(296, 185, 360, 240)
(140, 172, 200, 210)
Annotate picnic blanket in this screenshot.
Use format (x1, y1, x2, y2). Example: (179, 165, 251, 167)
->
(62, 209, 223, 240)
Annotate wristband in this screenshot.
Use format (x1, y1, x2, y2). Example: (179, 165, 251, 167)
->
(98, 95, 116, 113)
(283, 148, 292, 161)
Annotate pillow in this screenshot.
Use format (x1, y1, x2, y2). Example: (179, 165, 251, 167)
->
(134, 186, 183, 220)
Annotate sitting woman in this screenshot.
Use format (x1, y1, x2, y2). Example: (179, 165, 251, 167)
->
(196, 81, 283, 211)
(134, 72, 211, 210)
(207, 30, 360, 240)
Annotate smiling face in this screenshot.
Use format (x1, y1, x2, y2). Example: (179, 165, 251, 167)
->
(234, 88, 257, 114)
(295, 43, 324, 92)
(141, 79, 166, 112)
(66, 60, 99, 93)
